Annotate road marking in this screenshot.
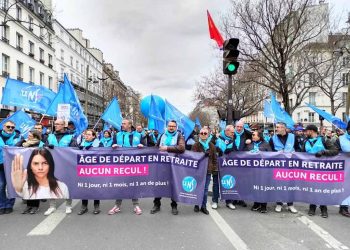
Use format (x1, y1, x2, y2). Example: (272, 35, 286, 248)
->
(208, 206, 249, 250)
(27, 200, 79, 236)
(298, 215, 349, 250)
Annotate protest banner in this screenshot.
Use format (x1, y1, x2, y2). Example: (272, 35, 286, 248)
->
(4, 147, 207, 205)
(219, 152, 350, 205)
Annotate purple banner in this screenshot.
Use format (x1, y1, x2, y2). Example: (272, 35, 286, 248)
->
(4, 147, 208, 205)
(219, 152, 350, 205)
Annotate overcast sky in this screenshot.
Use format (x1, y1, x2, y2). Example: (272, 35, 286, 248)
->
(53, 0, 349, 115)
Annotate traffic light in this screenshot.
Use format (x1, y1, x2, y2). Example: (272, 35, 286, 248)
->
(223, 38, 240, 75)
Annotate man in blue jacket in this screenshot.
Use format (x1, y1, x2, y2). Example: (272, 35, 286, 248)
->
(0, 120, 22, 214)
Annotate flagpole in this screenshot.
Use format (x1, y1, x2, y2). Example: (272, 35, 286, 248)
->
(39, 115, 45, 123)
(93, 117, 102, 130)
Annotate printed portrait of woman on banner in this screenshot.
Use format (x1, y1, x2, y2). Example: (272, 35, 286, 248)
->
(11, 148, 69, 199)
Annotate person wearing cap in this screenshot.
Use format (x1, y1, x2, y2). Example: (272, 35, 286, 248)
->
(302, 124, 339, 218)
(334, 122, 350, 217)
(269, 122, 299, 214)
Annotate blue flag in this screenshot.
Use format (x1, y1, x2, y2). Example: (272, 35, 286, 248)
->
(263, 100, 274, 119)
(46, 74, 88, 135)
(306, 103, 347, 129)
(0, 110, 36, 138)
(103, 122, 112, 132)
(148, 95, 165, 133)
(164, 100, 195, 140)
(195, 117, 202, 129)
(101, 97, 123, 131)
(270, 93, 295, 129)
(219, 120, 226, 130)
(1, 78, 56, 114)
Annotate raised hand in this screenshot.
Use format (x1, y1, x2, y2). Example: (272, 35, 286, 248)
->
(11, 154, 27, 193)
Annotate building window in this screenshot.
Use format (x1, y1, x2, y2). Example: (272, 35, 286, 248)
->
(297, 112, 301, 122)
(29, 67, 34, 83)
(40, 27, 44, 39)
(81, 64, 84, 74)
(28, 41, 34, 57)
(16, 32, 23, 51)
(1, 0, 9, 10)
(39, 48, 44, 63)
(48, 54, 52, 68)
(1, 25, 9, 43)
(39, 72, 44, 85)
(60, 49, 64, 61)
(48, 76, 53, 89)
(342, 73, 350, 86)
(309, 92, 316, 105)
(70, 56, 73, 66)
(69, 38, 72, 47)
(308, 112, 315, 123)
(48, 33, 52, 46)
(309, 73, 316, 86)
(28, 16, 33, 31)
(76, 60, 79, 70)
(16, 5, 22, 21)
(17, 61, 23, 80)
(343, 92, 347, 104)
(343, 56, 350, 67)
(2, 54, 9, 76)
(60, 68, 64, 80)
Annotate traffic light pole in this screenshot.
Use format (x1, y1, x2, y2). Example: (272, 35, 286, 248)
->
(227, 74, 233, 125)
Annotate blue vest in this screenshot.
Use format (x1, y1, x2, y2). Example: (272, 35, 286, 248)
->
(47, 134, 74, 147)
(339, 135, 350, 152)
(80, 138, 100, 148)
(272, 133, 295, 152)
(116, 131, 139, 147)
(304, 137, 325, 154)
(159, 132, 179, 146)
(0, 133, 21, 164)
(100, 137, 113, 147)
(215, 132, 234, 153)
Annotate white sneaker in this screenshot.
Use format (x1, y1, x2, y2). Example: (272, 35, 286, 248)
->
(211, 202, 218, 209)
(288, 205, 298, 214)
(275, 205, 282, 213)
(44, 207, 56, 216)
(226, 203, 236, 210)
(65, 206, 72, 214)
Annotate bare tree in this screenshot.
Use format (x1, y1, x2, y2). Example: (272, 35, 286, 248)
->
(188, 108, 211, 128)
(304, 34, 350, 115)
(222, 0, 329, 114)
(194, 64, 266, 118)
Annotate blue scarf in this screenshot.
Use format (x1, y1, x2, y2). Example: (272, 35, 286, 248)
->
(122, 131, 132, 147)
(305, 137, 325, 154)
(100, 137, 112, 147)
(199, 137, 210, 151)
(82, 140, 93, 147)
(346, 132, 350, 140)
(250, 141, 262, 153)
(234, 130, 244, 149)
(164, 130, 176, 146)
(2, 130, 14, 138)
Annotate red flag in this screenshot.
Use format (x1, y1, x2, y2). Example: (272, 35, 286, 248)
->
(207, 10, 224, 49)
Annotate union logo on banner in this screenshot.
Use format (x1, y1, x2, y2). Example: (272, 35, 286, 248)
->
(20, 86, 43, 104)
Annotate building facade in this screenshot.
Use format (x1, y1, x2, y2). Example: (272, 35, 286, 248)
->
(53, 20, 104, 126)
(0, 0, 56, 118)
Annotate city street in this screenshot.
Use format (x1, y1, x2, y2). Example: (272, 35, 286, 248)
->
(0, 198, 349, 250)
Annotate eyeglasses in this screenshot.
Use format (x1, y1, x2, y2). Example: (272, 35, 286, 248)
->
(168, 126, 177, 128)
(54, 123, 64, 126)
(200, 132, 208, 135)
(6, 125, 15, 129)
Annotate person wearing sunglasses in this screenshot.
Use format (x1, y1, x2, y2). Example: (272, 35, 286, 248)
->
(191, 128, 217, 215)
(245, 131, 272, 213)
(0, 121, 23, 215)
(150, 120, 185, 215)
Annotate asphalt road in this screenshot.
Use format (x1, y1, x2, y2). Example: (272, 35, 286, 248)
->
(0, 198, 349, 250)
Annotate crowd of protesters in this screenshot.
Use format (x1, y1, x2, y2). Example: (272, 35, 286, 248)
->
(0, 117, 349, 219)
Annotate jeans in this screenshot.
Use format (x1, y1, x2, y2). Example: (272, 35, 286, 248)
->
(211, 174, 220, 203)
(0, 166, 15, 209)
(200, 174, 211, 208)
